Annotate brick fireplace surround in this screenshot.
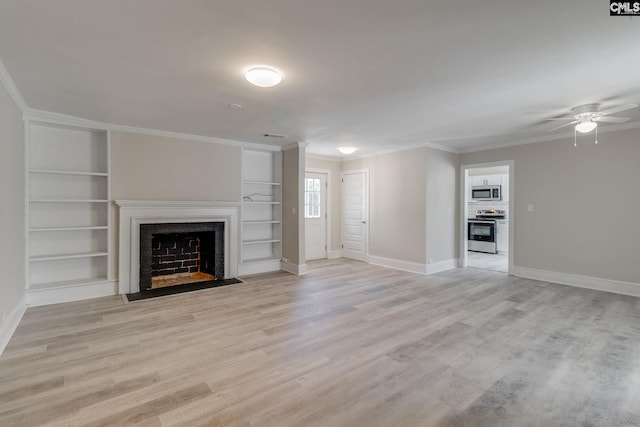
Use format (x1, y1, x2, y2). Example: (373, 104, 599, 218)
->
(139, 221, 225, 291)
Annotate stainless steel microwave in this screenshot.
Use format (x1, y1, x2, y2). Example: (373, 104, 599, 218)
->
(471, 185, 501, 201)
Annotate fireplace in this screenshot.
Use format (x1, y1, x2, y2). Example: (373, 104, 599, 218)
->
(116, 201, 239, 294)
(139, 222, 224, 291)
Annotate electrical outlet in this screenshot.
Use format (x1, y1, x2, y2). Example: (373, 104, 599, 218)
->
(282, 257, 288, 263)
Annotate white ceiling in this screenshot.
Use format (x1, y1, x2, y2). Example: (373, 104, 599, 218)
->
(1, 1, 640, 157)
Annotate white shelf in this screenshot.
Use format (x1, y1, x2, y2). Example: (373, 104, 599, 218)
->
(242, 201, 280, 205)
(242, 238, 281, 245)
(30, 251, 108, 262)
(29, 226, 108, 232)
(243, 180, 281, 186)
(242, 220, 281, 224)
(29, 169, 108, 177)
(30, 199, 109, 203)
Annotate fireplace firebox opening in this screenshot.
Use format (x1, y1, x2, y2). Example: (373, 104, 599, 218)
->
(139, 222, 224, 291)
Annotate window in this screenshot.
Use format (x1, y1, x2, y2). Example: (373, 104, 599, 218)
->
(304, 178, 321, 218)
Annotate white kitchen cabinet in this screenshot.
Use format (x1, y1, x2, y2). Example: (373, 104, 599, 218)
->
(500, 173, 509, 202)
(496, 220, 509, 254)
(472, 175, 501, 187)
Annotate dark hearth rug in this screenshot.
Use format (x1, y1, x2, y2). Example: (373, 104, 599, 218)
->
(124, 278, 243, 302)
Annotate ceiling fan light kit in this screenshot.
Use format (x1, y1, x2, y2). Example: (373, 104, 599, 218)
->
(546, 102, 638, 146)
(575, 120, 597, 133)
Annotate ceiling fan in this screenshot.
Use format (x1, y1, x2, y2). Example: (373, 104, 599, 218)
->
(546, 103, 638, 133)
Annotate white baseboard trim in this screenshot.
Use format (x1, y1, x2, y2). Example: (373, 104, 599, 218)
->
(426, 258, 459, 275)
(281, 261, 308, 275)
(369, 255, 427, 275)
(513, 266, 640, 298)
(238, 259, 282, 276)
(327, 250, 342, 259)
(26, 280, 117, 307)
(0, 294, 27, 357)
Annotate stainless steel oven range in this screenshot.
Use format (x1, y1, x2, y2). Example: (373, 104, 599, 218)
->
(468, 209, 505, 254)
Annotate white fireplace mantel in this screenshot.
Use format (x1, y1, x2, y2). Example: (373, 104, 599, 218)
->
(115, 200, 240, 294)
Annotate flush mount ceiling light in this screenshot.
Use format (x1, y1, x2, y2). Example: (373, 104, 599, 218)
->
(575, 120, 597, 133)
(245, 67, 282, 87)
(337, 146, 357, 155)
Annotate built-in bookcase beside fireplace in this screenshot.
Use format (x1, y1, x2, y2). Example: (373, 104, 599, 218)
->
(26, 121, 115, 306)
(240, 149, 282, 276)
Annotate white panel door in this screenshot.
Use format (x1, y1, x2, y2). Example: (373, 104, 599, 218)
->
(341, 170, 368, 261)
(305, 172, 327, 261)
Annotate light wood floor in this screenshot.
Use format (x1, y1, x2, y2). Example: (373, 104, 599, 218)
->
(2, 259, 640, 426)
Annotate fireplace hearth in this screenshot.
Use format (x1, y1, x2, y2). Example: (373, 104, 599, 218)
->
(139, 222, 224, 292)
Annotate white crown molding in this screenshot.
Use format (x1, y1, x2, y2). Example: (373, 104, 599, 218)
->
(0, 58, 28, 114)
(25, 109, 283, 152)
(513, 266, 640, 298)
(349, 141, 460, 161)
(458, 120, 640, 154)
(305, 153, 343, 162)
(282, 141, 310, 151)
(0, 294, 26, 356)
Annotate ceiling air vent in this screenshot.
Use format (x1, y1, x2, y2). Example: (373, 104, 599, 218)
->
(263, 133, 286, 139)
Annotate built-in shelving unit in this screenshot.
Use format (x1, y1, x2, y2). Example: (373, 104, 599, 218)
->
(240, 149, 282, 275)
(26, 121, 114, 305)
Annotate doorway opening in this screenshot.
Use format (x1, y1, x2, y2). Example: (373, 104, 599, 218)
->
(461, 161, 513, 274)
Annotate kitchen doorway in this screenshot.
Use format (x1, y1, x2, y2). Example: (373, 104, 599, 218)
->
(460, 161, 514, 274)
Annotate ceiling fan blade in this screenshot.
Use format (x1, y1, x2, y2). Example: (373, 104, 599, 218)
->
(547, 120, 578, 132)
(597, 116, 629, 123)
(598, 103, 638, 116)
(546, 117, 576, 121)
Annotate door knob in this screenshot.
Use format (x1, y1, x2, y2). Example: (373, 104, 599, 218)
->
(361, 221, 366, 224)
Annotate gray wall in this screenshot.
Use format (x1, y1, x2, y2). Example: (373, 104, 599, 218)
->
(0, 82, 25, 329)
(426, 148, 459, 264)
(460, 128, 640, 283)
(305, 156, 342, 253)
(282, 147, 305, 266)
(110, 131, 241, 202)
(343, 148, 428, 264)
